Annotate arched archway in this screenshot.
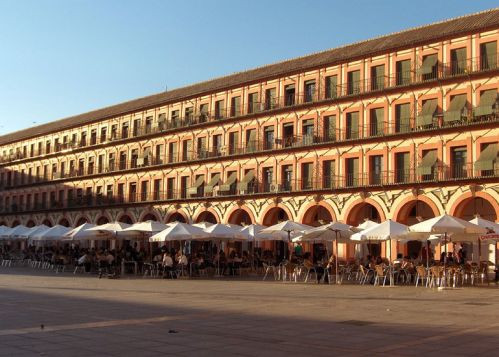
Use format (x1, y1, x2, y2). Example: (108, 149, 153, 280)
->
(118, 214, 133, 224)
(228, 208, 253, 225)
(262, 207, 289, 226)
(345, 202, 382, 226)
(0, 221, 6, 226)
(142, 213, 159, 222)
(166, 212, 186, 223)
(76, 217, 88, 226)
(394, 199, 437, 225)
(41, 219, 53, 227)
(96, 216, 110, 225)
(302, 205, 333, 226)
(26, 220, 36, 228)
(58, 218, 70, 227)
(11, 221, 20, 227)
(453, 197, 498, 221)
(196, 211, 218, 224)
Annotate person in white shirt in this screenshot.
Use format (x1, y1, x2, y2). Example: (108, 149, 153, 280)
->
(162, 252, 174, 278)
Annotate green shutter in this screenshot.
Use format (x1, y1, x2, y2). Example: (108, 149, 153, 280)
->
(237, 170, 255, 191)
(204, 174, 221, 194)
(219, 172, 237, 192)
(398, 60, 411, 85)
(453, 48, 467, 73)
(417, 99, 438, 127)
(482, 41, 497, 69)
(374, 108, 384, 135)
(474, 90, 497, 117)
(419, 54, 438, 75)
(187, 175, 204, 196)
(325, 115, 336, 140)
(444, 94, 467, 123)
(417, 150, 438, 175)
(475, 143, 498, 171)
(247, 129, 257, 152)
(373, 65, 385, 89)
(352, 158, 359, 184)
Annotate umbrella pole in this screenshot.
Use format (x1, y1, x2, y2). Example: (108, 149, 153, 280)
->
(443, 232, 448, 288)
(335, 231, 339, 285)
(478, 236, 481, 263)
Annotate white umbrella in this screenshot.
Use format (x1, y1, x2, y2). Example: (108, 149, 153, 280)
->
(25, 225, 51, 243)
(294, 222, 354, 284)
(203, 224, 246, 240)
(122, 220, 169, 233)
(353, 219, 379, 232)
(351, 220, 409, 242)
(149, 222, 208, 242)
(239, 224, 267, 240)
(2, 225, 30, 240)
(32, 225, 71, 242)
(260, 221, 312, 242)
(0, 225, 11, 242)
(63, 223, 112, 241)
(409, 214, 487, 288)
(88, 221, 131, 237)
(192, 222, 214, 229)
(225, 223, 243, 230)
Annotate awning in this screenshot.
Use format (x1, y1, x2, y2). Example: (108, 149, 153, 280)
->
(474, 90, 497, 117)
(475, 143, 498, 171)
(443, 94, 467, 123)
(187, 175, 204, 196)
(417, 99, 438, 126)
(418, 55, 438, 75)
(204, 174, 221, 194)
(417, 150, 438, 175)
(219, 172, 237, 192)
(237, 170, 255, 191)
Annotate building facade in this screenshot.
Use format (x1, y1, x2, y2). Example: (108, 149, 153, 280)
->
(0, 10, 498, 260)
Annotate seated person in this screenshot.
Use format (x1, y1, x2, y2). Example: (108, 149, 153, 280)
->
(162, 252, 174, 278)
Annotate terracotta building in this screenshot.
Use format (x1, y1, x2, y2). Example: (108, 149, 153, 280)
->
(0, 9, 498, 261)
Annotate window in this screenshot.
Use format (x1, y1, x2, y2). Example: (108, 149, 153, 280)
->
(395, 152, 410, 183)
(132, 119, 141, 137)
(230, 97, 240, 117)
(304, 80, 316, 102)
(119, 152, 127, 170)
(443, 94, 467, 125)
(108, 153, 115, 171)
(228, 132, 239, 155)
(347, 70, 360, 95)
(168, 142, 177, 163)
(171, 110, 180, 127)
(264, 126, 274, 150)
(262, 167, 273, 192)
(129, 182, 137, 202)
(265, 88, 277, 110)
(345, 158, 359, 187)
(199, 104, 209, 122)
(369, 155, 383, 185)
(417, 149, 438, 181)
(283, 123, 294, 147)
(122, 122, 129, 139)
(111, 125, 117, 140)
(90, 129, 97, 145)
(395, 103, 411, 133)
(153, 179, 162, 200)
(325, 75, 337, 99)
(396, 59, 411, 86)
(281, 165, 293, 191)
(284, 85, 295, 106)
(246, 129, 257, 153)
(54, 138, 59, 152)
(185, 107, 194, 121)
(45, 140, 51, 154)
(474, 89, 498, 117)
(369, 108, 384, 136)
(167, 177, 175, 199)
(87, 157, 94, 175)
(248, 93, 259, 114)
(480, 41, 497, 70)
(197, 137, 207, 159)
(140, 181, 148, 201)
(182, 140, 192, 161)
(416, 99, 438, 128)
(98, 155, 104, 173)
(155, 144, 164, 164)
(216, 100, 225, 119)
(301, 162, 313, 189)
(322, 160, 335, 188)
(180, 176, 188, 198)
(474, 143, 497, 177)
(370, 65, 385, 91)
(323, 115, 336, 141)
(451, 146, 467, 178)
(450, 47, 467, 76)
(100, 127, 107, 142)
(157, 113, 167, 131)
(130, 149, 139, 168)
(117, 183, 125, 203)
(346, 112, 359, 139)
(212, 134, 222, 156)
(420, 54, 438, 81)
(302, 120, 314, 145)
(145, 116, 153, 133)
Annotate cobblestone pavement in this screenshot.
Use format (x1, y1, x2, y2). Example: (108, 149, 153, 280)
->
(0, 268, 498, 356)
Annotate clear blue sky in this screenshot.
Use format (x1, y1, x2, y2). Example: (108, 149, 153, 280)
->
(0, 0, 496, 135)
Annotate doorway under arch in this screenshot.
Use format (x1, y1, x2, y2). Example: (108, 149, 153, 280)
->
(302, 206, 333, 226)
(196, 211, 218, 224)
(166, 212, 186, 223)
(76, 217, 88, 226)
(228, 209, 253, 225)
(41, 219, 53, 227)
(96, 216, 110, 225)
(262, 207, 289, 226)
(142, 213, 159, 222)
(345, 202, 381, 226)
(395, 200, 436, 225)
(118, 214, 133, 224)
(26, 220, 36, 228)
(58, 218, 70, 227)
(453, 197, 497, 221)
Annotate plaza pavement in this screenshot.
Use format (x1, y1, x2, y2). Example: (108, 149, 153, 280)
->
(0, 268, 499, 356)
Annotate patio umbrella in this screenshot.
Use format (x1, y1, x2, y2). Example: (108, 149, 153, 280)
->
(31, 225, 71, 242)
(353, 219, 379, 232)
(409, 214, 486, 288)
(24, 225, 50, 243)
(203, 224, 246, 240)
(123, 220, 169, 233)
(2, 225, 31, 240)
(294, 222, 354, 284)
(192, 222, 214, 229)
(239, 224, 267, 240)
(87, 221, 131, 237)
(470, 217, 499, 260)
(260, 221, 312, 242)
(63, 223, 112, 241)
(149, 222, 208, 242)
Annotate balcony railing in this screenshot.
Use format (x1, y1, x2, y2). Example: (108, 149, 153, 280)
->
(1, 55, 497, 165)
(1, 163, 497, 215)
